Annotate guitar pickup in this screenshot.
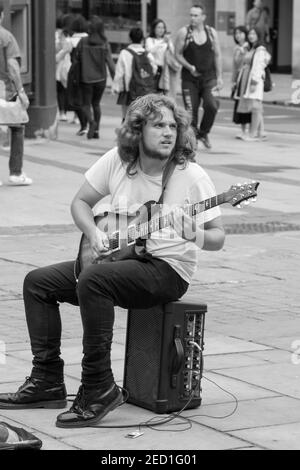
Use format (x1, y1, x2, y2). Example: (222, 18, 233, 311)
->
(109, 231, 120, 252)
(127, 225, 136, 246)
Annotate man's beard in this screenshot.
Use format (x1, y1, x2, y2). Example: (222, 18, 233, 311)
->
(140, 139, 174, 161)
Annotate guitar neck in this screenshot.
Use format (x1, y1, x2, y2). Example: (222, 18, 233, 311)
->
(130, 192, 227, 241)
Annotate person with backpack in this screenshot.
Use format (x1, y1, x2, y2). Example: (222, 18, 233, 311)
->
(175, 4, 223, 149)
(112, 28, 157, 122)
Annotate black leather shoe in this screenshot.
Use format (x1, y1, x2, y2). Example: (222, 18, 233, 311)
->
(0, 377, 67, 410)
(56, 383, 124, 428)
(0, 422, 43, 450)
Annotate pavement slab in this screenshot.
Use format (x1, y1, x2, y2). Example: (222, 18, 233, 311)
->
(231, 423, 300, 450)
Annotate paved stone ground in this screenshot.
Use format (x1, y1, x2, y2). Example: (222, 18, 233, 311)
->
(0, 93, 300, 451)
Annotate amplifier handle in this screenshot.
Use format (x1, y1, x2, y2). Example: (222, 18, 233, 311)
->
(171, 325, 184, 388)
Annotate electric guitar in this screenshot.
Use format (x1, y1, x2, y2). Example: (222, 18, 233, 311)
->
(77, 181, 260, 273)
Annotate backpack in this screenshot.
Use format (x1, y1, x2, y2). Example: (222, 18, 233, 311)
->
(127, 48, 156, 101)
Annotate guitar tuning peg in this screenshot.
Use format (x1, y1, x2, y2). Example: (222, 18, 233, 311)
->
(236, 204, 241, 209)
(251, 197, 257, 203)
(243, 200, 250, 206)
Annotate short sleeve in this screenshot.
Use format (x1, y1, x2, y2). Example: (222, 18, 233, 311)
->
(85, 147, 119, 196)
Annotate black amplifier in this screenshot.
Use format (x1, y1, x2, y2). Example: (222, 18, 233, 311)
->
(123, 299, 207, 414)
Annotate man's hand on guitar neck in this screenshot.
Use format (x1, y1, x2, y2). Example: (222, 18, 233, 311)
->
(89, 227, 112, 261)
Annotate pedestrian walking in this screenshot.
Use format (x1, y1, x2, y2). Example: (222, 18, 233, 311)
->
(145, 19, 180, 96)
(55, 17, 72, 122)
(67, 15, 88, 135)
(246, 0, 270, 45)
(0, 4, 32, 187)
(231, 26, 251, 139)
(235, 27, 271, 141)
(112, 27, 157, 122)
(74, 16, 115, 140)
(0, 94, 225, 428)
(175, 4, 223, 149)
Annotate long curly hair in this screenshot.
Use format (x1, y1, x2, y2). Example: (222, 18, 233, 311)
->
(117, 94, 197, 176)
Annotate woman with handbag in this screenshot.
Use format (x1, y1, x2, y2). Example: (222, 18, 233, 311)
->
(235, 27, 271, 141)
(145, 19, 174, 94)
(0, 6, 32, 187)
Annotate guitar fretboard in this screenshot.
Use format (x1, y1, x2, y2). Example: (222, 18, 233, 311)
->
(118, 193, 227, 244)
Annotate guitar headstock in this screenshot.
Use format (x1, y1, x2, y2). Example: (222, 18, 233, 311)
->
(224, 181, 260, 207)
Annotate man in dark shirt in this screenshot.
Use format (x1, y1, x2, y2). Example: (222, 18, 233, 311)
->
(175, 4, 223, 149)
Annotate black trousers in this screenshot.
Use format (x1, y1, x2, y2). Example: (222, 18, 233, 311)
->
(81, 81, 106, 130)
(23, 257, 188, 391)
(182, 77, 219, 136)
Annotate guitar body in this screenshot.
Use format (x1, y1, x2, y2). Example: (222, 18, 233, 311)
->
(78, 201, 157, 273)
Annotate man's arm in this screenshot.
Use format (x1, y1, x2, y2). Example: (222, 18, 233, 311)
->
(7, 57, 29, 108)
(171, 211, 225, 251)
(175, 27, 200, 77)
(71, 181, 111, 258)
(211, 28, 223, 90)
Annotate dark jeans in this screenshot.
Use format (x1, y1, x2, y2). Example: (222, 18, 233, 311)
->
(182, 77, 219, 136)
(56, 81, 68, 114)
(23, 257, 188, 391)
(9, 125, 24, 176)
(81, 81, 106, 130)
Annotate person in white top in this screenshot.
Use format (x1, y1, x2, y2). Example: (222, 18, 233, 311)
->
(145, 18, 179, 93)
(112, 27, 157, 121)
(0, 94, 225, 428)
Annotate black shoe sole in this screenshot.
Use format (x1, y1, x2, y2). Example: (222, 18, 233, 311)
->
(55, 393, 123, 428)
(0, 399, 67, 410)
(0, 440, 43, 450)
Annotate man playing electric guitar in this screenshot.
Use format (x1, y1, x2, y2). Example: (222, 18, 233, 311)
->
(0, 94, 226, 427)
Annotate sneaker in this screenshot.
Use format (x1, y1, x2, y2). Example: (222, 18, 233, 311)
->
(56, 383, 124, 428)
(256, 134, 268, 141)
(0, 422, 43, 450)
(59, 113, 68, 122)
(8, 173, 33, 186)
(240, 135, 259, 142)
(0, 376, 67, 409)
(198, 134, 212, 149)
(76, 128, 87, 136)
(235, 132, 247, 140)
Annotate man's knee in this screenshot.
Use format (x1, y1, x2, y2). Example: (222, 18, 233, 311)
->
(23, 268, 47, 296)
(77, 265, 108, 297)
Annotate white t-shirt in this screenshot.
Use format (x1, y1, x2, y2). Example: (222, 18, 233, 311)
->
(85, 147, 221, 284)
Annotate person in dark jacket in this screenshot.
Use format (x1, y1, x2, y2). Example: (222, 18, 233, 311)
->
(76, 16, 115, 139)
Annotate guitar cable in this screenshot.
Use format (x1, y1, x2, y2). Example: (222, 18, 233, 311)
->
(65, 342, 238, 433)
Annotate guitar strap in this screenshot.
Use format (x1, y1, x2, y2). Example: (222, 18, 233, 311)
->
(135, 158, 177, 251)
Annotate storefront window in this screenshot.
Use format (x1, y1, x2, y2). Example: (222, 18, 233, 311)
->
(56, 0, 157, 54)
